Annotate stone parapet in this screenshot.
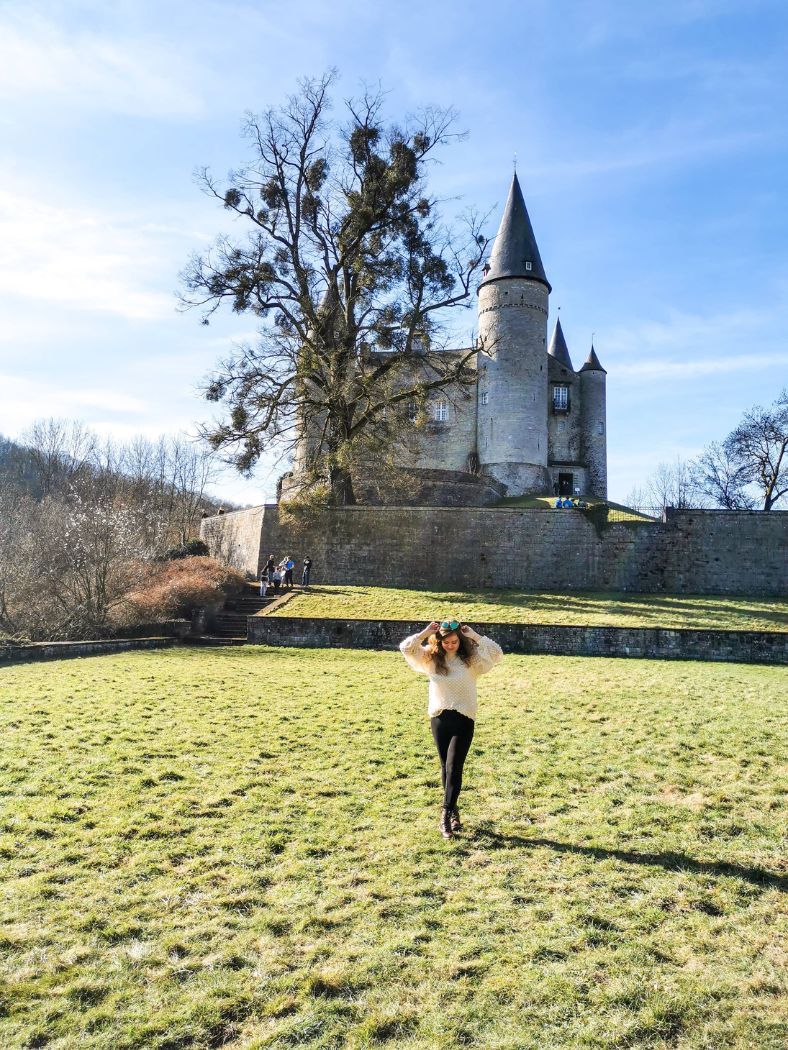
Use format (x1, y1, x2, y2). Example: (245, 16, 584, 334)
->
(0, 637, 177, 665)
(247, 616, 788, 666)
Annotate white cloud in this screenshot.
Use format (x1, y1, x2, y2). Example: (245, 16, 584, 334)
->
(616, 352, 788, 382)
(600, 306, 788, 383)
(522, 123, 767, 184)
(0, 374, 147, 427)
(0, 186, 178, 320)
(0, 8, 204, 118)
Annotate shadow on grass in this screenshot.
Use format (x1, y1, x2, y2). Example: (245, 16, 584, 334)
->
(469, 826, 787, 892)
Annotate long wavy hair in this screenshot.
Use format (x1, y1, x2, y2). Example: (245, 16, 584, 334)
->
(426, 630, 478, 676)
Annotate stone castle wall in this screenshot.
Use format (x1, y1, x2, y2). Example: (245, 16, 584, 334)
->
(200, 505, 267, 578)
(202, 506, 787, 596)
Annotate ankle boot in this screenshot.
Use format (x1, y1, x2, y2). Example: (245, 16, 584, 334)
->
(439, 807, 454, 839)
(450, 807, 461, 833)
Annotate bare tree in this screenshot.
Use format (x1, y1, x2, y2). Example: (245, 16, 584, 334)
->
(692, 440, 756, 510)
(723, 389, 788, 511)
(21, 418, 98, 497)
(643, 457, 700, 518)
(0, 421, 223, 639)
(180, 71, 489, 504)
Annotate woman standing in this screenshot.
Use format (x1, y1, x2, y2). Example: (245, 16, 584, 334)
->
(400, 619, 503, 839)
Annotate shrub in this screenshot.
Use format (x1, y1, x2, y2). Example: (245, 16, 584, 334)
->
(162, 538, 210, 560)
(115, 557, 245, 625)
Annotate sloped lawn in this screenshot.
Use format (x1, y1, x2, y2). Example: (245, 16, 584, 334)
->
(1, 647, 786, 1048)
(269, 585, 788, 633)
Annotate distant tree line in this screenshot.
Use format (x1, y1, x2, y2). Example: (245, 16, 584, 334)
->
(0, 420, 227, 641)
(626, 389, 788, 517)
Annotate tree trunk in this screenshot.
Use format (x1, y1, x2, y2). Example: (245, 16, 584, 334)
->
(328, 464, 356, 505)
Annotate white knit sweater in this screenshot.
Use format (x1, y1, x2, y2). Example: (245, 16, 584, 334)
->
(399, 632, 503, 720)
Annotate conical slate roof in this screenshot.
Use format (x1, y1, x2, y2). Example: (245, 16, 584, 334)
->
(481, 173, 550, 291)
(580, 344, 606, 373)
(547, 316, 574, 370)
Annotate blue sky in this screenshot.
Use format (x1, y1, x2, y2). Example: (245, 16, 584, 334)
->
(1, 0, 787, 504)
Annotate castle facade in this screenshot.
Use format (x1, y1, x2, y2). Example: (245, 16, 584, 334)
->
(292, 172, 608, 505)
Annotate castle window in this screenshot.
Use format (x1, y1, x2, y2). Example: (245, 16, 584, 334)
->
(525, 261, 533, 271)
(552, 385, 570, 413)
(481, 391, 489, 406)
(557, 420, 566, 433)
(433, 399, 448, 423)
(407, 401, 418, 422)
(596, 421, 605, 435)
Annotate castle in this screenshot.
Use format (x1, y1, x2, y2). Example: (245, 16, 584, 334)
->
(289, 172, 607, 506)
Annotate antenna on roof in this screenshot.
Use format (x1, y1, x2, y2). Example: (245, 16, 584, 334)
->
(513, 152, 517, 172)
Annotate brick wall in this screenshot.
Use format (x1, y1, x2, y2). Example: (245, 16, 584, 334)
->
(202, 506, 788, 596)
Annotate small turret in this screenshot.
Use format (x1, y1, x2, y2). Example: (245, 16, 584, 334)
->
(580, 345, 605, 375)
(579, 343, 607, 498)
(547, 316, 574, 371)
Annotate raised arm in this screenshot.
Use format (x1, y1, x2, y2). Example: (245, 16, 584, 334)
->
(399, 622, 440, 674)
(461, 624, 503, 673)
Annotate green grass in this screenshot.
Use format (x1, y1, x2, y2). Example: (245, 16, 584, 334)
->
(1, 648, 786, 1049)
(493, 495, 654, 521)
(269, 586, 788, 632)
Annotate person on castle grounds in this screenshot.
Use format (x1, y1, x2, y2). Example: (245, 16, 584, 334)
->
(259, 568, 268, 597)
(283, 556, 295, 590)
(302, 556, 312, 588)
(264, 554, 276, 587)
(400, 619, 503, 840)
(271, 565, 283, 594)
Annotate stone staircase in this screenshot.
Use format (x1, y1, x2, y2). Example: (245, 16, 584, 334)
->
(189, 584, 275, 647)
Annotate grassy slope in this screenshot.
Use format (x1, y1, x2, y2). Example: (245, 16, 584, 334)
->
(493, 496, 654, 521)
(269, 586, 788, 633)
(1, 648, 786, 1049)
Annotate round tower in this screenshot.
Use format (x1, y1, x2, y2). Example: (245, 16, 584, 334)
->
(579, 345, 608, 498)
(477, 173, 551, 495)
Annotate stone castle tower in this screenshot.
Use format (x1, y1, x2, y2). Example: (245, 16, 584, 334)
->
(284, 171, 607, 506)
(475, 171, 607, 500)
(477, 173, 551, 493)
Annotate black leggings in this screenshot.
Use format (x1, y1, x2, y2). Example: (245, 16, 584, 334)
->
(430, 709, 475, 810)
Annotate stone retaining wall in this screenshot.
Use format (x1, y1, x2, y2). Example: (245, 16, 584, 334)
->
(203, 505, 787, 596)
(247, 616, 788, 666)
(0, 637, 178, 665)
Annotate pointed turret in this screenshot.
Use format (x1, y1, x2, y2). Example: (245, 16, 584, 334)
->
(580, 344, 606, 373)
(579, 342, 607, 498)
(547, 317, 574, 371)
(480, 172, 550, 291)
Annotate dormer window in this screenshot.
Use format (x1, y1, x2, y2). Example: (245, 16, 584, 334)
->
(525, 261, 532, 271)
(552, 384, 570, 413)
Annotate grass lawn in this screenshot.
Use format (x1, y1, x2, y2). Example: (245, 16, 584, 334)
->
(492, 496, 654, 522)
(1, 648, 786, 1048)
(269, 586, 788, 633)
